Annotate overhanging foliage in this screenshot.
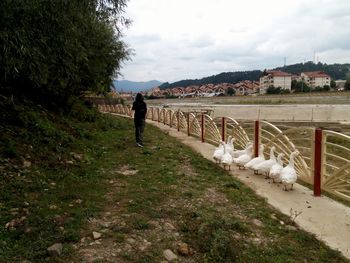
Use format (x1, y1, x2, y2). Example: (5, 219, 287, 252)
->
(0, 0, 130, 107)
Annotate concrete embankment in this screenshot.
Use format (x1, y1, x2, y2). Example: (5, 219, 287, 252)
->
(160, 104, 350, 123)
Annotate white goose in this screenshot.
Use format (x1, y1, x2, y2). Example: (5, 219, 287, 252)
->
(269, 153, 285, 183)
(255, 146, 276, 178)
(280, 151, 299, 191)
(244, 144, 265, 174)
(226, 137, 235, 157)
(213, 140, 225, 164)
(232, 141, 252, 158)
(233, 144, 253, 169)
(221, 143, 233, 170)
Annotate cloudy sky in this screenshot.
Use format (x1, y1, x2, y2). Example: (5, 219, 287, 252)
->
(119, 0, 350, 83)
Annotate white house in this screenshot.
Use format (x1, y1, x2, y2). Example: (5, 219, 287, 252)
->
(259, 70, 292, 94)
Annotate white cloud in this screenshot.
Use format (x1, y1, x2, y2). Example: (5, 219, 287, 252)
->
(119, 0, 350, 82)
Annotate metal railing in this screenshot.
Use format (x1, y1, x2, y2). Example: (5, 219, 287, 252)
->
(99, 104, 350, 202)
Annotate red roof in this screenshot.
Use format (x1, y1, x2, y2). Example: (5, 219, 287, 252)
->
(302, 71, 330, 78)
(266, 70, 292, 77)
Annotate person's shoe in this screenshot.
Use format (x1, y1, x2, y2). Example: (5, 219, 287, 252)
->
(137, 143, 143, 148)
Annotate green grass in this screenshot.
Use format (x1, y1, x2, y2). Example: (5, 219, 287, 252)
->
(0, 99, 349, 262)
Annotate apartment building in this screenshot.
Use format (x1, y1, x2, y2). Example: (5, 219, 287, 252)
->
(300, 71, 331, 88)
(259, 70, 292, 94)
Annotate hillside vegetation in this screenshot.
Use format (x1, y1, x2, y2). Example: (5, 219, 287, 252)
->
(0, 0, 130, 109)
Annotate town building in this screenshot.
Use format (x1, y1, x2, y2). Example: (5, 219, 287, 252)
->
(259, 70, 292, 94)
(300, 71, 331, 88)
(234, 81, 260, 95)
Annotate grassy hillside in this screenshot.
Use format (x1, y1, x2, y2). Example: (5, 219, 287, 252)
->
(0, 97, 349, 262)
(0, 97, 125, 261)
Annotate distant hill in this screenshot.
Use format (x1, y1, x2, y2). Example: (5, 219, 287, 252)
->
(275, 61, 350, 80)
(159, 62, 350, 89)
(113, 80, 163, 92)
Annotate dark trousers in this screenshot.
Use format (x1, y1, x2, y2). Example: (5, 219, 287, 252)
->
(134, 118, 145, 144)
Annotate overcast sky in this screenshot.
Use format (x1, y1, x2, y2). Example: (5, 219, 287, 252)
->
(119, 0, 350, 83)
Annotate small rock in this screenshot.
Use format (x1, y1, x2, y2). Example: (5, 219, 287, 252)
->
(92, 231, 102, 240)
(126, 238, 136, 244)
(164, 222, 176, 231)
(124, 244, 132, 251)
(65, 160, 74, 165)
(139, 245, 147, 251)
(23, 160, 31, 168)
(270, 214, 277, 220)
(47, 243, 63, 256)
(177, 242, 190, 256)
(280, 220, 285, 225)
(252, 219, 263, 227)
(163, 249, 177, 261)
(100, 222, 110, 228)
(285, 225, 297, 231)
(70, 152, 83, 161)
(5, 216, 26, 230)
(252, 237, 262, 245)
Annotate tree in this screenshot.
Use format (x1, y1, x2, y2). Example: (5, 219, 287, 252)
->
(330, 80, 336, 89)
(291, 80, 310, 93)
(345, 79, 350, 91)
(0, 0, 130, 108)
(266, 86, 281, 94)
(226, 87, 235, 96)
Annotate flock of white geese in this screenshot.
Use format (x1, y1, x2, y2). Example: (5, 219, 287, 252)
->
(213, 136, 299, 191)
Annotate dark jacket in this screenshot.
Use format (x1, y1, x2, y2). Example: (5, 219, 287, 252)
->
(132, 94, 147, 120)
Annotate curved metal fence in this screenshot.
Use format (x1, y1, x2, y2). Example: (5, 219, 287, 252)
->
(99, 104, 350, 202)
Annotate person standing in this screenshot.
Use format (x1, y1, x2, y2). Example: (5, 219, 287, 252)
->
(132, 93, 147, 147)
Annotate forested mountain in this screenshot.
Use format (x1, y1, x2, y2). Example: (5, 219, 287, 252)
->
(159, 62, 350, 90)
(159, 70, 261, 90)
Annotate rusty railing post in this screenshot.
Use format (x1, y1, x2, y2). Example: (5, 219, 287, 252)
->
(314, 128, 322, 196)
(177, 111, 180, 132)
(187, 112, 190, 136)
(163, 110, 166, 125)
(254, 120, 259, 158)
(201, 114, 205, 142)
(157, 108, 160, 122)
(221, 117, 225, 142)
(169, 112, 172, 128)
